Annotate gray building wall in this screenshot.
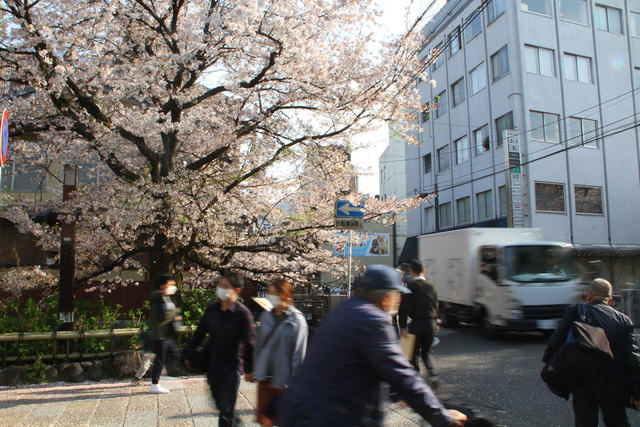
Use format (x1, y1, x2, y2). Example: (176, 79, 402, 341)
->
(402, 0, 640, 246)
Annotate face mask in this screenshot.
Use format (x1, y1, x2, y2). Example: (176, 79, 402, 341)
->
(216, 287, 231, 301)
(165, 285, 177, 295)
(267, 294, 282, 308)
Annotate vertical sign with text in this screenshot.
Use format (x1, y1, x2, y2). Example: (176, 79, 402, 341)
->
(504, 130, 524, 228)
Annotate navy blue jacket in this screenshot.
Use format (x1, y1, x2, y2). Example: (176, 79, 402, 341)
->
(543, 300, 640, 405)
(277, 296, 453, 427)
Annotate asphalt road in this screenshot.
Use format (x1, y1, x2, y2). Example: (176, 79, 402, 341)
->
(431, 324, 640, 427)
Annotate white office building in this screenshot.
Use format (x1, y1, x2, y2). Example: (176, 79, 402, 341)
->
(396, 0, 640, 286)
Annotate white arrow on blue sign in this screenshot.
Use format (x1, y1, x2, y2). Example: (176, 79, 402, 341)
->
(335, 200, 365, 218)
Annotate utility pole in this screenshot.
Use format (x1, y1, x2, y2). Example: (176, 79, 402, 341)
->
(434, 183, 440, 232)
(59, 165, 78, 325)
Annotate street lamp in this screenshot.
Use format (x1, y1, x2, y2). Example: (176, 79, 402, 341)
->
(59, 165, 78, 323)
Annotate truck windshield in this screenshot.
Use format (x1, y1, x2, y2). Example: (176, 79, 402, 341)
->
(505, 245, 577, 283)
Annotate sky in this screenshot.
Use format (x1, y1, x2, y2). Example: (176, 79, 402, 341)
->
(351, 0, 446, 196)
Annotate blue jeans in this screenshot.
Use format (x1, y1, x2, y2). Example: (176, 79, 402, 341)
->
(207, 370, 241, 427)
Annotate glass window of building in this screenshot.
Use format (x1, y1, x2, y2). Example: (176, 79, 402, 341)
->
(451, 79, 465, 108)
(1, 162, 47, 192)
(496, 111, 514, 146)
(477, 190, 494, 220)
(469, 63, 487, 95)
(455, 136, 469, 164)
(433, 43, 445, 70)
(435, 91, 448, 118)
(560, 0, 588, 25)
(521, 0, 552, 16)
(595, 5, 622, 34)
(422, 102, 430, 123)
(491, 45, 510, 81)
(535, 182, 565, 212)
(530, 111, 560, 142)
(525, 45, 555, 76)
(439, 202, 452, 229)
(474, 125, 490, 155)
(467, 11, 482, 40)
(437, 145, 450, 172)
(488, 0, 505, 23)
(457, 197, 471, 224)
(449, 27, 461, 57)
(564, 54, 592, 83)
(499, 186, 508, 216)
(568, 117, 597, 148)
(575, 186, 603, 214)
(630, 12, 640, 37)
(423, 153, 432, 174)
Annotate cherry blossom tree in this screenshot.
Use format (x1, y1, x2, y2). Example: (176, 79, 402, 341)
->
(0, 0, 425, 294)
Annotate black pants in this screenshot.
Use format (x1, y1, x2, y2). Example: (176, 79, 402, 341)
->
(207, 370, 241, 427)
(409, 318, 437, 377)
(151, 339, 180, 384)
(573, 389, 630, 427)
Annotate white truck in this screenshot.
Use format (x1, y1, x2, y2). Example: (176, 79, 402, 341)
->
(416, 228, 580, 338)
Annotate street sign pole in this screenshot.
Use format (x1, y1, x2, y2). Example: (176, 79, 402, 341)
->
(347, 230, 352, 295)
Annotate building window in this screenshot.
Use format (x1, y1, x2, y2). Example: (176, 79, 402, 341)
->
(433, 43, 445, 70)
(521, 0, 552, 16)
(455, 136, 469, 164)
(1, 162, 47, 192)
(467, 11, 482, 40)
(477, 190, 494, 220)
(535, 182, 565, 212)
(449, 27, 461, 57)
(496, 111, 514, 147)
(499, 185, 508, 216)
(560, 0, 588, 25)
(525, 45, 555, 76)
(530, 111, 560, 143)
(435, 91, 448, 118)
(469, 63, 486, 95)
(564, 54, 592, 83)
(423, 207, 432, 234)
(474, 125, 490, 155)
(488, 0, 505, 23)
(423, 153, 432, 174)
(595, 5, 622, 34)
(575, 185, 603, 214)
(457, 197, 471, 224)
(491, 45, 510, 81)
(451, 79, 465, 108)
(630, 12, 640, 37)
(437, 145, 450, 172)
(568, 117, 597, 148)
(439, 202, 452, 229)
(421, 102, 430, 123)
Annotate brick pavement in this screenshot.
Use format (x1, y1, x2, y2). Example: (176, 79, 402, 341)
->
(0, 376, 428, 426)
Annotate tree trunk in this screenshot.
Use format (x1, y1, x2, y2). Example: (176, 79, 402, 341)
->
(148, 233, 184, 306)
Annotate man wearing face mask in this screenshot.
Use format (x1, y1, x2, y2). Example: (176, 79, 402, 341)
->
(149, 274, 182, 394)
(277, 264, 466, 427)
(186, 271, 255, 427)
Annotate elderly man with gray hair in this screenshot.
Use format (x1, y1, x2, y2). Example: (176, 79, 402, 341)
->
(543, 278, 640, 426)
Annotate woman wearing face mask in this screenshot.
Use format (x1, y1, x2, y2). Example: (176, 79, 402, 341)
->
(148, 274, 182, 394)
(252, 278, 308, 426)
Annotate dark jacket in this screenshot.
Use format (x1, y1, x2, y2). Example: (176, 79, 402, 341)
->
(398, 277, 438, 329)
(189, 301, 255, 376)
(149, 291, 181, 341)
(543, 300, 640, 405)
(276, 296, 453, 427)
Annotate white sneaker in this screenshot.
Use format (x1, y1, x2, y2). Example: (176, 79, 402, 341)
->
(150, 384, 170, 394)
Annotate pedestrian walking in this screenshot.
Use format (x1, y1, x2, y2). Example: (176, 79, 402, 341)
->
(149, 274, 182, 394)
(276, 264, 466, 427)
(186, 272, 255, 427)
(252, 278, 308, 426)
(543, 278, 640, 426)
(399, 259, 440, 388)
(131, 329, 155, 385)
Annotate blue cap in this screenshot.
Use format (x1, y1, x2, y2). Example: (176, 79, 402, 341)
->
(358, 265, 411, 293)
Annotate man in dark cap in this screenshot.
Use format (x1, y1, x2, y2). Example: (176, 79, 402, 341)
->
(277, 264, 466, 427)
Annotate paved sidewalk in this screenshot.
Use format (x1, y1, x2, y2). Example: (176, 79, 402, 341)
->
(0, 376, 429, 426)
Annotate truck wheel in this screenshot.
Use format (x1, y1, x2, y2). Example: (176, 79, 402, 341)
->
(480, 312, 500, 340)
(439, 303, 458, 328)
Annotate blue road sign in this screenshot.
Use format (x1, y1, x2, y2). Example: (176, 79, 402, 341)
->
(335, 200, 365, 218)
